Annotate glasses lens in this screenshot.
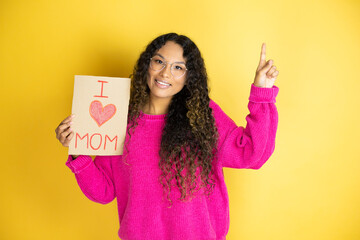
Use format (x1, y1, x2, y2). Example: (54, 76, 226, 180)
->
(171, 63, 186, 78)
(150, 57, 164, 71)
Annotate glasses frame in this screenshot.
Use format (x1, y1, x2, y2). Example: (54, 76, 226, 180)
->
(149, 57, 188, 79)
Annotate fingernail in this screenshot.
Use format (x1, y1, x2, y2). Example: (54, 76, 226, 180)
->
(69, 128, 72, 131)
(69, 121, 73, 125)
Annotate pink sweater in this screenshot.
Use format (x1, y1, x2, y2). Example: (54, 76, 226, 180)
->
(65, 83, 279, 240)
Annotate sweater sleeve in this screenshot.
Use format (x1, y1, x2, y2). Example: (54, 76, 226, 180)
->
(65, 155, 116, 204)
(211, 83, 279, 169)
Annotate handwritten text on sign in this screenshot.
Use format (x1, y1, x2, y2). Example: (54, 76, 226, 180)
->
(68, 75, 130, 156)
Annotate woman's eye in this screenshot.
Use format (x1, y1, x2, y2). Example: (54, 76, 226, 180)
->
(155, 59, 163, 64)
(175, 65, 183, 70)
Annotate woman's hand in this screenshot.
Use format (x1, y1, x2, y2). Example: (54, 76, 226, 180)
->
(55, 114, 78, 159)
(253, 43, 279, 88)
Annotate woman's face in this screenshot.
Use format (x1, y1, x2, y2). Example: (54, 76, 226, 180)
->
(147, 41, 187, 102)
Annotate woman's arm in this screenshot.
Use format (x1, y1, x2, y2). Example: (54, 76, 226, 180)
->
(211, 83, 279, 169)
(65, 155, 116, 204)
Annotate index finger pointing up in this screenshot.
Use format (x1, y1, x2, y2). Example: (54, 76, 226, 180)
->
(258, 43, 266, 69)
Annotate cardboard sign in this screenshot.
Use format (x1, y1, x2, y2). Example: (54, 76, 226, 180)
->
(68, 75, 130, 156)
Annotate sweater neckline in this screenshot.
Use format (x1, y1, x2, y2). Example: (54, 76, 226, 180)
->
(139, 110, 167, 120)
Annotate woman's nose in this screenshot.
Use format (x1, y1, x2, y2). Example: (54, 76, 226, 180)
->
(160, 64, 172, 78)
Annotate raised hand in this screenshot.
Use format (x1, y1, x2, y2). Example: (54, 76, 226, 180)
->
(253, 43, 279, 88)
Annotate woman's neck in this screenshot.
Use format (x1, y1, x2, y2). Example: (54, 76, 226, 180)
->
(142, 97, 171, 115)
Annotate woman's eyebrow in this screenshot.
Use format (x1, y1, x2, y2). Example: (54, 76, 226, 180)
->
(154, 53, 186, 64)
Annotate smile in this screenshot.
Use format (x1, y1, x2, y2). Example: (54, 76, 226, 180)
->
(155, 79, 171, 87)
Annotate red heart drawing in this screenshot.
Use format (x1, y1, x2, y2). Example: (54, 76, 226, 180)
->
(89, 100, 117, 127)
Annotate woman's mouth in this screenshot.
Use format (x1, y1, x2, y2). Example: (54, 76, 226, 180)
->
(155, 79, 171, 88)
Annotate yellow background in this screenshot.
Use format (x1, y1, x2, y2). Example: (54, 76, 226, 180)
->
(1, 0, 359, 239)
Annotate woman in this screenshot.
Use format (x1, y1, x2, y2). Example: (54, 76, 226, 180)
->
(55, 32, 279, 240)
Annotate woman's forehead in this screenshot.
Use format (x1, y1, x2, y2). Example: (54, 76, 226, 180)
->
(155, 41, 186, 63)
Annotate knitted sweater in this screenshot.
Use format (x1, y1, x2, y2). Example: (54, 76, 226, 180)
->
(65, 83, 279, 240)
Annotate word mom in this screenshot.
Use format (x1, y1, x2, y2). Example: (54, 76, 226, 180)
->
(75, 132, 118, 151)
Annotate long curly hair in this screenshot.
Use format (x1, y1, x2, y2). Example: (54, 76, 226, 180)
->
(123, 32, 219, 208)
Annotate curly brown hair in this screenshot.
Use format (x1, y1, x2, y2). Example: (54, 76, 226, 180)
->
(123, 32, 219, 208)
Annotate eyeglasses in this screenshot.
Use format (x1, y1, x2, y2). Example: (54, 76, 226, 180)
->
(149, 56, 187, 79)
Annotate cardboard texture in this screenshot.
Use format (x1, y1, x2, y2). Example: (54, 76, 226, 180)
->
(68, 75, 130, 155)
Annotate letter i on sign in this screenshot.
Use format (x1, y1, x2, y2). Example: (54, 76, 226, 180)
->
(89, 80, 117, 127)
